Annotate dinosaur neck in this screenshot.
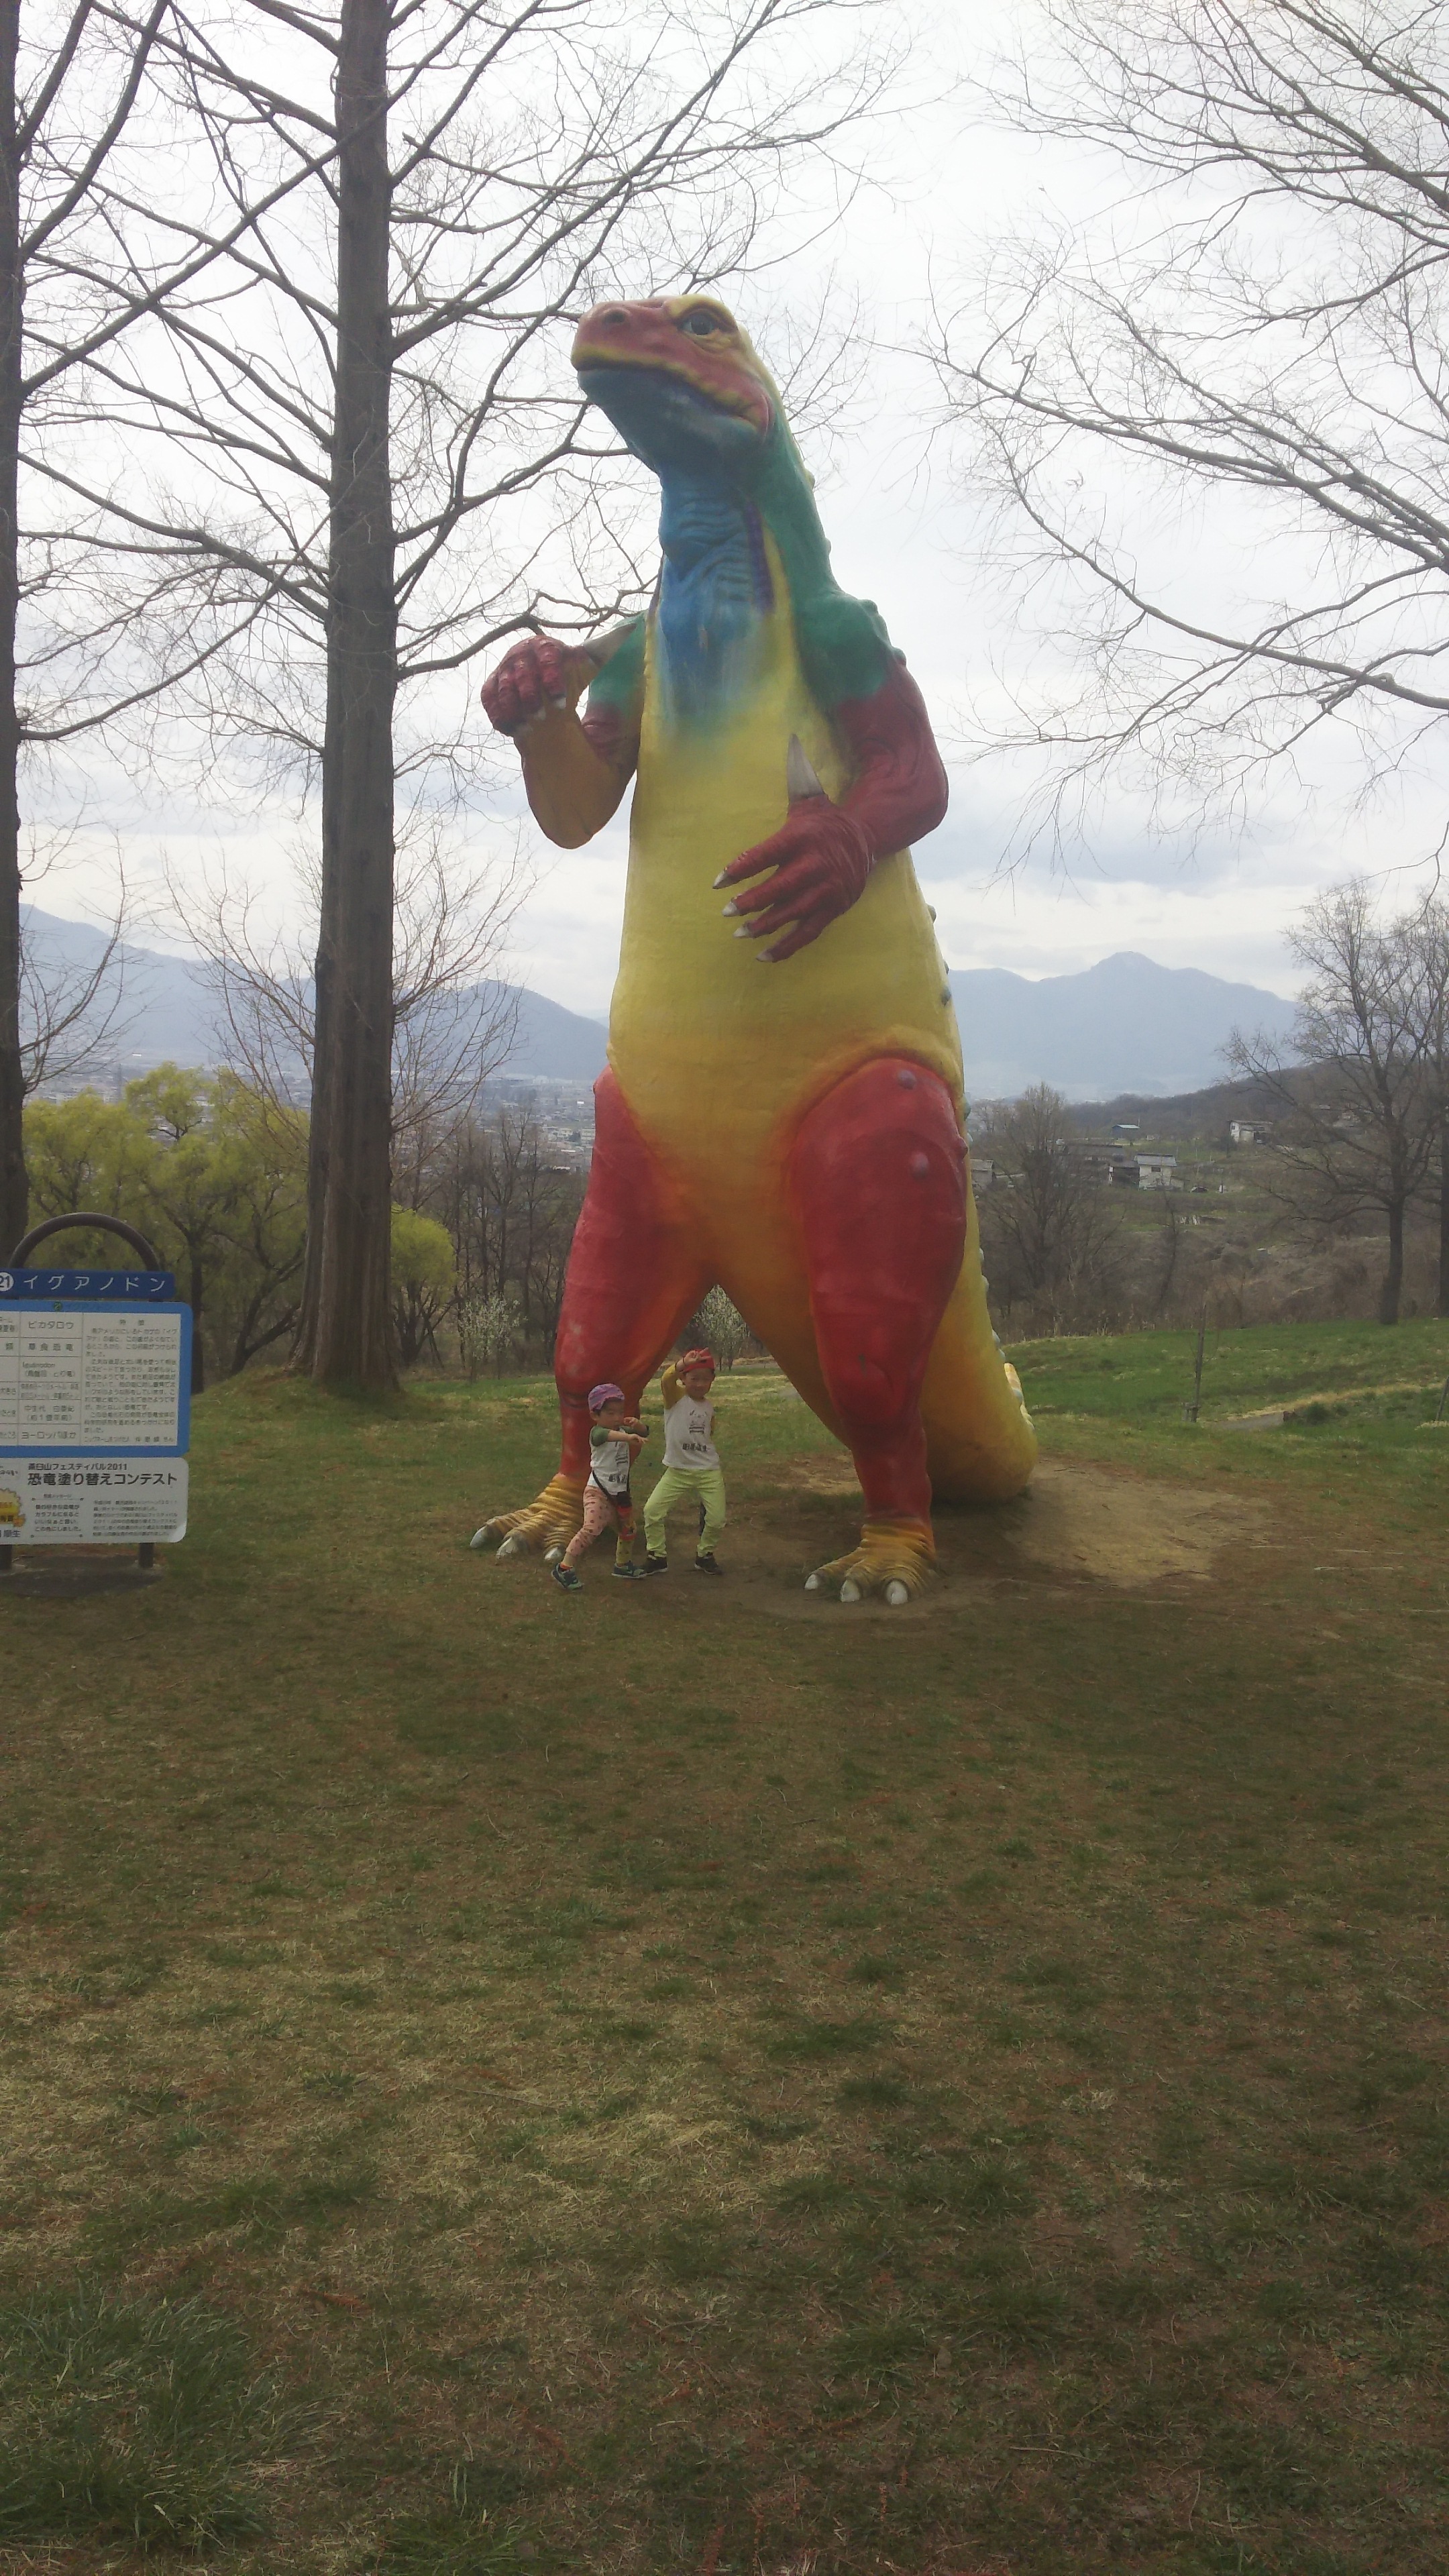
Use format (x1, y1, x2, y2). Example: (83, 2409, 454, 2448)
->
(647, 427, 894, 729)
(654, 466, 776, 729)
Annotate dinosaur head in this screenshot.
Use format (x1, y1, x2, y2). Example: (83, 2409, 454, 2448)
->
(572, 295, 778, 478)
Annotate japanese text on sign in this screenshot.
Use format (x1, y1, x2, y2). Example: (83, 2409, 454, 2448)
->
(0, 1305, 189, 1454)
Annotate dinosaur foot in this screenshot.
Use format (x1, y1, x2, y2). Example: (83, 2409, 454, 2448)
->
(804, 1517, 935, 1606)
(470, 1472, 586, 1560)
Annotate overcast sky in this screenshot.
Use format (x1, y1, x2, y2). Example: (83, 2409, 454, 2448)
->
(34, 0, 1449, 1019)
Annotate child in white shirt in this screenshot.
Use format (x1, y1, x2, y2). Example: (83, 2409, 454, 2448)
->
(643, 1347, 726, 1576)
(551, 1383, 649, 1591)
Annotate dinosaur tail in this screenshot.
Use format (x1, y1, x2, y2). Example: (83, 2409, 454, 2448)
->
(920, 1176, 1036, 1503)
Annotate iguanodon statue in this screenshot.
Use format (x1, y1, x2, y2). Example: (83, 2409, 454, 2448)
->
(475, 293, 1035, 1600)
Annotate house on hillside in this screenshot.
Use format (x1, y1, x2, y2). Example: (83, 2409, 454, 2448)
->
(1135, 1155, 1179, 1190)
(1228, 1120, 1257, 1144)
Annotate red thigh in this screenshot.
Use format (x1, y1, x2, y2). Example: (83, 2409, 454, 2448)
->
(554, 1073, 711, 1474)
(790, 1057, 967, 1521)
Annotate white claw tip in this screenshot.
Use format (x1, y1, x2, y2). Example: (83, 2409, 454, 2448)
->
(711, 869, 729, 889)
(885, 1580, 910, 1607)
(543, 1547, 563, 1567)
(469, 1527, 490, 1550)
(496, 1534, 523, 1560)
(804, 1572, 822, 1591)
(786, 733, 827, 803)
(733, 924, 753, 939)
(721, 899, 738, 917)
(840, 1578, 863, 1603)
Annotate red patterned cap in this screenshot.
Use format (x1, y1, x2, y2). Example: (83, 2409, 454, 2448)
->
(679, 1348, 716, 1377)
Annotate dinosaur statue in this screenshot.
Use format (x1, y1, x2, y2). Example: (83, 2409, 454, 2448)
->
(475, 293, 1034, 1600)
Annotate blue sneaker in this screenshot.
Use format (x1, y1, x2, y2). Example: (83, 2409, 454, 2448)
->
(551, 1562, 583, 1593)
(613, 1562, 649, 1581)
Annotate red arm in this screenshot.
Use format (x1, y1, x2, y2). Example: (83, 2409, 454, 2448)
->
(717, 660, 949, 963)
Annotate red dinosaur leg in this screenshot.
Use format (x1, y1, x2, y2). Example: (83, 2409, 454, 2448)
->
(478, 1071, 710, 1556)
(790, 1055, 967, 1599)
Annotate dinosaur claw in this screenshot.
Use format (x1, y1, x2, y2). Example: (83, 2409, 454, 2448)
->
(721, 900, 738, 918)
(839, 1578, 863, 1603)
(804, 1572, 822, 1592)
(711, 869, 730, 889)
(496, 1534, 525, 1561)
(884, 1580, 910, 1607)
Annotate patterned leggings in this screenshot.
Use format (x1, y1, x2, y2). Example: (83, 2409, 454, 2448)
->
(561, 1482, 635, 1570)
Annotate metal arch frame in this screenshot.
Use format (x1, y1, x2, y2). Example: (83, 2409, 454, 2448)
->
(8, 1213, 162, 1269)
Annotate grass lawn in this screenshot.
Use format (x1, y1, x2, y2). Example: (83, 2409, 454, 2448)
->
(1, 1317, 1448, 2575)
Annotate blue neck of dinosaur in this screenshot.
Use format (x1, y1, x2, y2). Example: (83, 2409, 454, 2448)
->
(654, 465, 775, 731)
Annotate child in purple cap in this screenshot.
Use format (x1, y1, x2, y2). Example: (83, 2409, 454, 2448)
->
(549, 1384, 649, 1592)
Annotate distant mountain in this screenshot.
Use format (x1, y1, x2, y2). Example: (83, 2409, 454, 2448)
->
(19, 906, 610, 1085)
(948, 951, 1297, 1102)
(21, 912, 1295, 1100)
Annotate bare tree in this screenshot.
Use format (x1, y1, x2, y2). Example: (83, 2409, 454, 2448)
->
(178, 828, 527, 1186)
(974, 1082, 1122, 1330)
(0, 0, 180, 1252)
(1410, 893, 1449, 1313)
(69, 0, 890, 1383)
(935, 0, 1449, 857)
(431, 1099, 582, 1360)
(1226, 881, 1438, 1322)
(17, 864, 129, 1101)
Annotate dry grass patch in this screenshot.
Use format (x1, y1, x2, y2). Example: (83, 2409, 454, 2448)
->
(0, 1354, 1446, 2573)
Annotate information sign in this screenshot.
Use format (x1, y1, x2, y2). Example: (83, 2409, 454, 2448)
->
(0, 1296, 192, 1548)
(0, 1459, 189, 1546)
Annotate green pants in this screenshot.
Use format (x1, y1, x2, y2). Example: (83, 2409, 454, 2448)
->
(643, 1465, 727, 1559)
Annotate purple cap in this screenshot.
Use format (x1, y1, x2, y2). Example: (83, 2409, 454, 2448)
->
(587, 1382, 625, 1412)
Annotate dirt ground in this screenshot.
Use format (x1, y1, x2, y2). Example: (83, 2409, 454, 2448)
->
(668, 1453, 1279, 1625)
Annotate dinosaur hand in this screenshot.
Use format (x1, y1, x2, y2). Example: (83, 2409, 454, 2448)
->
(715, 804, 873, 963)
(481, 637, 594, 737)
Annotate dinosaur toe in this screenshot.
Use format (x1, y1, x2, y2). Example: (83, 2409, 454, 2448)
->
(473, 1472, 586, 1558)
(806, 1517, 936, 1603)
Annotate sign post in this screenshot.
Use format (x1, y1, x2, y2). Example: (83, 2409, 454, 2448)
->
(1, 1215, 191, 1587)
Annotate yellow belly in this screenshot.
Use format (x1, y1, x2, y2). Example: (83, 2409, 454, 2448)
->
(607, 578, 962, 1227)
(602, 555, 1036, 1505)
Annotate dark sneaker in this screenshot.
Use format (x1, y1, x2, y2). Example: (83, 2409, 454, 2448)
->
(551, 1562, 583, 1593)
(612, 1562, 648, 1582)
(645, 1554, 669, 1576)
(694, 1552, 723, 1576)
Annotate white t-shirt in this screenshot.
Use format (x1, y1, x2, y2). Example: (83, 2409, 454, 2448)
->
(663, 1389, 719, 1472)
(588, 1426, 634, 1498)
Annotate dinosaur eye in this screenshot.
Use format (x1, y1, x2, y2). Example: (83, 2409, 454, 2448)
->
(680, 307, 727, 339)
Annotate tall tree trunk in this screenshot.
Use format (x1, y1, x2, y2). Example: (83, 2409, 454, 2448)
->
(0, 0, 25, 1260)
(1379, 1193, 1405, 1325)
(1438, 1105, 1449, 1321)
(294, 0, 396, 1385)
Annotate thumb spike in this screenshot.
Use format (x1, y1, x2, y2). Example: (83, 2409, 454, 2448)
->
(786, 733, 827, 804)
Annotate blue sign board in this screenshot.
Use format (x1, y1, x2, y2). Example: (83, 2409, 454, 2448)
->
(0, 1269, 175, 1301)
